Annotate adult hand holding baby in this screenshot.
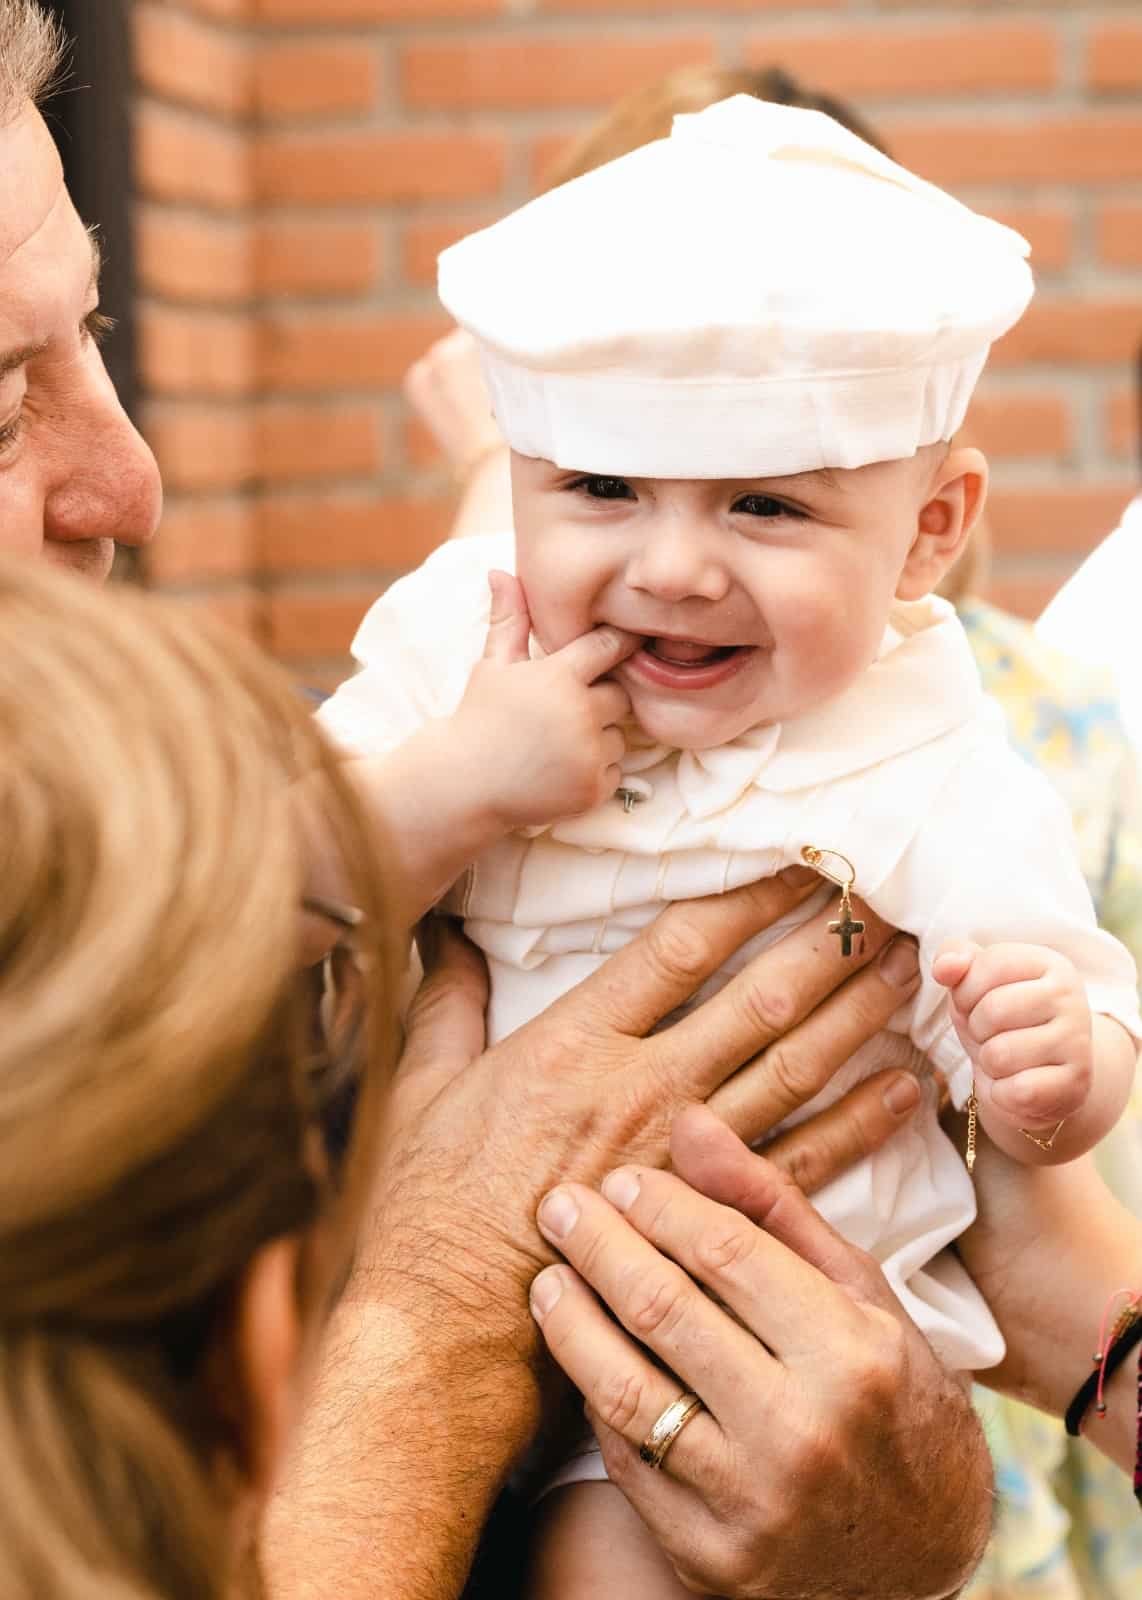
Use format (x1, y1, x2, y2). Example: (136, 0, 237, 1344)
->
(528, 1106, 993, 1600)
(451, 570, 637, 827)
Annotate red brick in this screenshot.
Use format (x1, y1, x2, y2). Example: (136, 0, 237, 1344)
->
(266, 588, 377, 661)
(256, 0, 500, 19)
(136, 211, 252, 306)
(964, 390, 1071, 461)
(1089, 22, 1142, 92)
(888, 115, 1142, 186)
(144, 403, 256, 494)
(255, 42, 378, 121)
(134, 4, 250, 118)
(985, 571, 1073, 623)
(139, 306, 257, 399)
(543, 0, 842, 11)
(986, 205, 1073, 273)
(179, 0, 248, 20)
(256, 130, 506, 206)
(531, 132, 578, 193)
(146, 498, 254, 585)
(986, 485, 1137, 557)
(256, 405, 381, 484)
(136, 104, 250, 211)
(261, 313, 450, 394)
(990, 301, 1142, 367)
(401, 36, 715, 112)
(402, 214, 497, 287)
(256, 221, 382, 299)
(259, 492, 453, 572)
(1098, 204, 1142, 268)
(166, 587, 265, 643)
(1107, 388, 1140, 461)
(745, 23, 1057, 98)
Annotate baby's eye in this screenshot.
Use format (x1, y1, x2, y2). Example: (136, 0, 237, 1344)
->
(733, 494, 805, 520)
(573, 475, 636, 501)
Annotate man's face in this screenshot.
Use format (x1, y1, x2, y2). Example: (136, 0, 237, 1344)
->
(512, 449, 945, 751)
(0, 106, 161, 580)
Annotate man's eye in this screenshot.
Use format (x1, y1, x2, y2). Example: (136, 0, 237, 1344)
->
(573, 475, 635, 501)
(733, 494, 804, 520)
(0, 411, 23, 454)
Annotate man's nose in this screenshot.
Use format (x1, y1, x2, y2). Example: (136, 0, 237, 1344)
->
(624, 525, 731, 604)
(43, 359, 163, 550)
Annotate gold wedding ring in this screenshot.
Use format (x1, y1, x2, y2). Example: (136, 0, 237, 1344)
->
(639, 1390, 704, 1471)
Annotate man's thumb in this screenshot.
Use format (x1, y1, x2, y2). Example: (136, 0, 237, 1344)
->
(483, 570, 532, 662)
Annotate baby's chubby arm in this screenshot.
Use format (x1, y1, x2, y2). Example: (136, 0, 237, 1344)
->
(345, 573, 638, 922)
(934, 941, 1137, 1165)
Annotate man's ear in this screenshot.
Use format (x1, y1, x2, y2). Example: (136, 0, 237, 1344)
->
(896, 446, 988, 601)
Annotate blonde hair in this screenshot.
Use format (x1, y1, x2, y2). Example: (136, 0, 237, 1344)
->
(543, 63, 888, 192)
(0, 0, 65, 126)
(0, 560, 401, 1599)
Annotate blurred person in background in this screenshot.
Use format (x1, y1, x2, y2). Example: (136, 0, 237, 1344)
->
(404, 64, 1142, 1600)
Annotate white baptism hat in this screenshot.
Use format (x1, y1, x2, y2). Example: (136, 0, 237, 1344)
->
(437, 95, 1033, 479)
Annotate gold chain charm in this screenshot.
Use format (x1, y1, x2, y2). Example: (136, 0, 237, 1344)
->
(801, 845, 865, 958)
(965, 1084, 978, 1174)
(1019, 1118, 1066, 1154)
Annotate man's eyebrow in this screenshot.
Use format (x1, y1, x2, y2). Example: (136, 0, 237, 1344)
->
(0, 340, 48, 381)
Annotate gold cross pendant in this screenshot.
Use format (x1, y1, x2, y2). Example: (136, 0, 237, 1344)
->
(828, 889, 865, 957)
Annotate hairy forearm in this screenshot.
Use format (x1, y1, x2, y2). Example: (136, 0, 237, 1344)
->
(263, 1296, 538, 1600)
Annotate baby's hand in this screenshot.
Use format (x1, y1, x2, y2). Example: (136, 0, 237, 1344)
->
(453, 571, 638, 830)
(933, 941, 1093, 1131)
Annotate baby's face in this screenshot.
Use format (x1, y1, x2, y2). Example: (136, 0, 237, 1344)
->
(512, 447, 957, 750)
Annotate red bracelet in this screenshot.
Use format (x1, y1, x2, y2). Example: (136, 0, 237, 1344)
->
(1065, 1290, 1142, 1437)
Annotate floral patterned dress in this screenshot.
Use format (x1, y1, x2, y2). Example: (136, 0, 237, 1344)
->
(960, 600, 1142, 1600)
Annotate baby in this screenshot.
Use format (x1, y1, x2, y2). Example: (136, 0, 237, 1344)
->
(320, 98, 1141, 1597)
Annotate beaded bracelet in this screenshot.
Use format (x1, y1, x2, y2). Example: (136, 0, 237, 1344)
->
(1066, 1291, 1142, 1438)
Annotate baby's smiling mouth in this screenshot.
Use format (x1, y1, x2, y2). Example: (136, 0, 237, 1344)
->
(644, 636, 741, 666)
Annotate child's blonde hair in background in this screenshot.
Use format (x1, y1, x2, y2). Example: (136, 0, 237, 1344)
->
(0, 560, 402, 1600)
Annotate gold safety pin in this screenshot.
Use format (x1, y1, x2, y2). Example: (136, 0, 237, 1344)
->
(800, 844, 865, 959)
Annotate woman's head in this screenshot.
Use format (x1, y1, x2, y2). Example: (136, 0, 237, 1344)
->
(0, 559, 400, 1597)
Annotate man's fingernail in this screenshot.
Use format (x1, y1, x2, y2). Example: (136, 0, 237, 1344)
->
(879, 935, 920, 987)
(538, 1188, 580, 1242)
(779, 864, 817, 887)
(883, 1074, 921, 1116)
(601, 1169, 640, 1212)
(530, 1269, 563, 1323)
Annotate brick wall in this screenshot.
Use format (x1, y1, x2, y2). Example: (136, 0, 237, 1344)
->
(134, 0, 1142, 678)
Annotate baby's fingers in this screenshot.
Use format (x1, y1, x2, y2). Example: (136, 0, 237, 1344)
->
(932, 940, 979, 993)
(962, 978, 1057, 1044)
(978, 1019, 1080, 1079)
(589, 679, 632, 728)
(559, 624, 641, 683)
(987, 1063, 1090, 1125)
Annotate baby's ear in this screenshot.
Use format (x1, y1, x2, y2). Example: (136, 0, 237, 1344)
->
(896, 446, 988, 601)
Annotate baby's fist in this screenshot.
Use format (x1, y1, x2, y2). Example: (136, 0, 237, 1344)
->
(933, 940, 1093, 1128)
